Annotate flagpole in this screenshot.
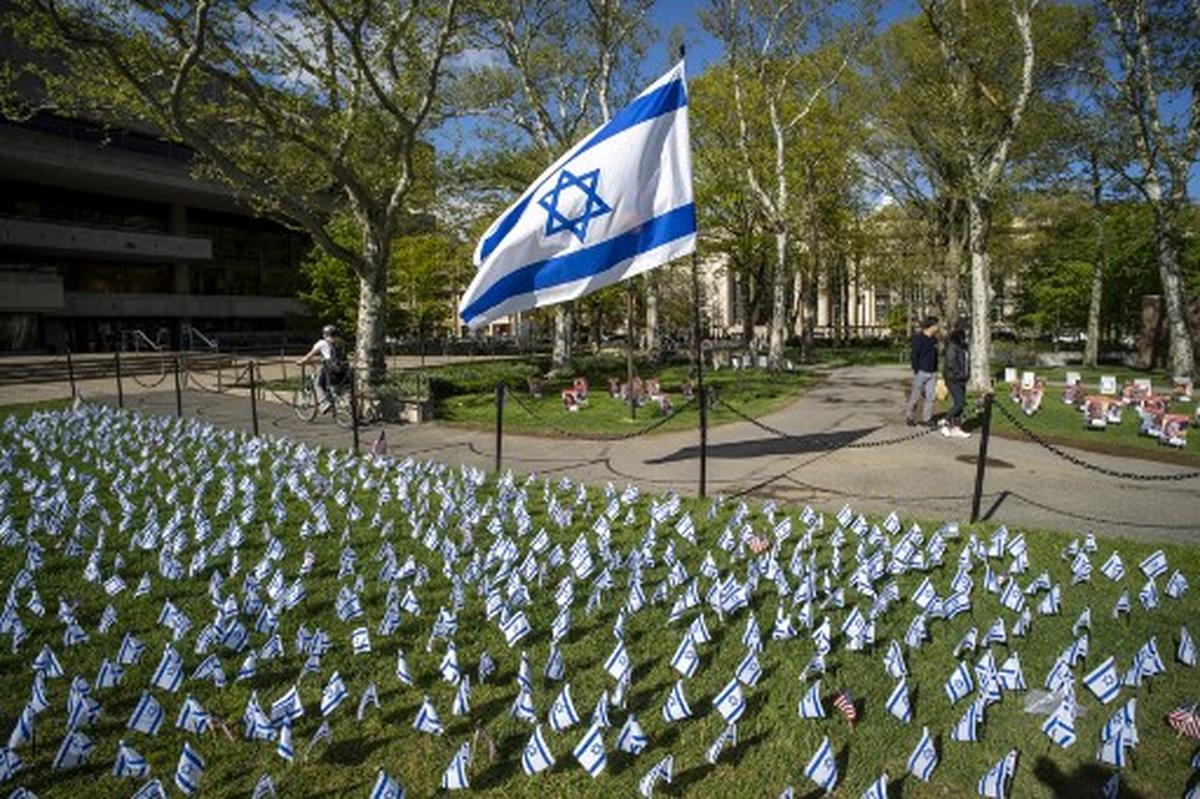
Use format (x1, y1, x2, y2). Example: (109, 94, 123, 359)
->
(681, 43, 707, 499)
(627, 282, 637, 420)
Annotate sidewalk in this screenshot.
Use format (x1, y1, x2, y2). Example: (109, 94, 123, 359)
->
(70, 364, 1200, 543)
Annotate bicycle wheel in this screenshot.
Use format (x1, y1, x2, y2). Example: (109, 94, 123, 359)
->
(292, 384, 318, 422)
(333, 390, 355, 429)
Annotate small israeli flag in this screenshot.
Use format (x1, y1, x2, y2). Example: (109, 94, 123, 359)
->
(113, 739, 149, 779)
(638, 754, 674, 798)
(1180, 626, 1197, 666)
(8, 704, 34, 750)
(670, 634, 700, 678)
(1041, 699, 1076, 748)
(175, 694, 211, 735)
(861, 772, 889, 799)
(907, 726, 938, 782)
(616, 713, 648, 754)
(549, 684, 581, 732)
(52, 730, 93, 770)
(997, 653, 1027, 692)
(662, 680, 692, 722)
(369, 769, 405, 799)
(951, 701, 980, 742)
(460, 61, 696, 328)
(251, 773, 277, 799)
(886, 678, 912, 723)
(1139, 549, 1167, 579)
(705, 723, 737, 764)
(128, 691, 165, 736)
(713, 678, 746, 724)
(130, 778, 167, 799)
(320, 672, 348, 717)
(150, 646, 183, 693)
(173, 741, 204, 796)
(395, 650, 414, 686)
(275, 721, 293, 762)
(798, 680, 825, 719)
(413, 695, 444, 735)
(1083, 656, 1121, 704)
(441, 741, 471, 791)
(977, 750, 1017, 798)
(1100, 552, 1124, 581)
(945, 662, 974, 704)
(572, 723, 607, 778)
(501, 612, 531, 647)
(1096, 728, 1129, 767)
(736, 650, 763, 686)
(884, 640, 907, 678)
(605, 640, 632, 682)
(803, 735, 838, 792)
(521, 725, 555, 776)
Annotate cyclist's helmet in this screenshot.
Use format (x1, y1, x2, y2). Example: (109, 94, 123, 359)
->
(322, 325, 338, 337)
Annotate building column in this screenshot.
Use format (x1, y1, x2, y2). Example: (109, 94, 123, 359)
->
(170, 203, 190, 349)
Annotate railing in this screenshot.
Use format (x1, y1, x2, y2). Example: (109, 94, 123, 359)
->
(121, 329, 163, 352)
(183, 325, 219, 352)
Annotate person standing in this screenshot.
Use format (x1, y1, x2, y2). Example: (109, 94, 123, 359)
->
(905, 316, 940, 426)
(941, 323, 971, 438)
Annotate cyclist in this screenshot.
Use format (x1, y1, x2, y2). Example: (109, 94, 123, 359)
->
(297, 325, 350, 414)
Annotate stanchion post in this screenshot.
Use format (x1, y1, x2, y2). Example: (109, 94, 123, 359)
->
(114, 351, 124, 409)
(66, 348, 77, 400)
(627, 282, 637, 421)
(249, 360, 260, 437)
(173, 356, 183, 417)
(970, 391, 994, 523)
(349, 367, 361, 454)
(494, 381, 505, 473)
(699, 385, 708, 499)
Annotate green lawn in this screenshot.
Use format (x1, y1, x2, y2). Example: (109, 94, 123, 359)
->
(1, 404, 1197, 799)
(956, 371, 1200, 467)
(442, 362, 813, 438)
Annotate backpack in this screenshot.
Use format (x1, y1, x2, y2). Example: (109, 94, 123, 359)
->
(327, 339, 350, 380)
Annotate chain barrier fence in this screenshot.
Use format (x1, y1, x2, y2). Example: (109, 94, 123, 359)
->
(7, 350, 1199, 533)
(990, 398, 1200, 482)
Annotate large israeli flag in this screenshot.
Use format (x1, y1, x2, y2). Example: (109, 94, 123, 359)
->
(460, 61, 696, 329)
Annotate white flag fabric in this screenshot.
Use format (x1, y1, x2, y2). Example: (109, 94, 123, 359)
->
(572, 723, 607, 778)
(521, 725, 555, 775)
(907, 726, 938, 782)
(460, 61, 696, 329)
(803, 735, 838, 792)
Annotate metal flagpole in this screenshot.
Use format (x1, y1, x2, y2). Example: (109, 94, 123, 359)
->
(691, 251, 707, 499)
(627, 283, 637, 420)
(681, 42, 707, 499)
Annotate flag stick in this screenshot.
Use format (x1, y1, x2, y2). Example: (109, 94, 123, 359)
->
(627, 282, 637, 420)
(691, 252, 707, 499)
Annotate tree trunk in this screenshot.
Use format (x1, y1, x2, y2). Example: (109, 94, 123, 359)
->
(944, 199, 965, 325)
(768, 228, 789, 370)
(1085, 168, 1105, 368)
(736, 265, 752, 362)
(1150, 207, 1196, 377)
(966, 196, 993, 392)
(644, 274, 659, 360)
(356, 262, 389, 386)
(802, 266, 817, 363)
(552, 303, 573, 370)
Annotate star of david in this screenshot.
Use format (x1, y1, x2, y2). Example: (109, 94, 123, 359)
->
(537, 168, 611, 242)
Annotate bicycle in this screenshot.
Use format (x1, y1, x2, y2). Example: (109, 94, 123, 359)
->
(292, 369, 379, 429)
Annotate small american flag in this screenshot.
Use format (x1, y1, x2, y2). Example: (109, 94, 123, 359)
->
(1166, 704, 1200, 739)
(832, 690, 858, 728)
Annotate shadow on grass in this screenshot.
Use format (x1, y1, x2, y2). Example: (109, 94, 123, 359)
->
(1031, 756, 1146, 798)
(644, 427, 879, 465)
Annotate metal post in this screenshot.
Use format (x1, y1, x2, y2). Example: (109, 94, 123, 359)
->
(114, 351, 124, 409)
(627, 282, 637, 420)
(249, 360, 260, 437)
(173, 356, 183, 417)
(691, 251, 707, 499)
(494, 381, 505, 473)
(970, 392, 994, 523)
(349, 367, 361, 454)
(280, 347, 287, 382)
(66, 348, 77, 400)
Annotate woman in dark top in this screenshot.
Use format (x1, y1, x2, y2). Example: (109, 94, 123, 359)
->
(942, 324, 970, 438)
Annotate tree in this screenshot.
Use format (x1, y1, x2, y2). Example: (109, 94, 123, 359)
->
(5, 0, 460, 384)
(464, 0, 655, 370)
(919, 0, 1043, 391)
(703, 0, 871, 370)
(1094, 0, 1199, 378)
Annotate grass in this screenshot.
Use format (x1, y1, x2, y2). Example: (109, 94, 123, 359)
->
(1, 403, 1197, 799)
(0, 398, 73, 417)
(268, 356, 816, 438)
(960, 370, 1200, 467)
(443, 360, 814, 438)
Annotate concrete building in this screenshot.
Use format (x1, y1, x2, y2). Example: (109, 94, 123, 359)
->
(0, 111, 309, 353)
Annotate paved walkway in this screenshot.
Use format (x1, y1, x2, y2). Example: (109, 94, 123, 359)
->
(28, 364, 1200, 542)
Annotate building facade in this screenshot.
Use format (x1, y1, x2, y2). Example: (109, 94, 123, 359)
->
(0, 112, 309, 353)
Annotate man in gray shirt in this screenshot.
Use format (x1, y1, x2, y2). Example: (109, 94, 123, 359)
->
(905, 316, 940, 426)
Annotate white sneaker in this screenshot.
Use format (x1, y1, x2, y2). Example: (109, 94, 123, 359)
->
(940, 425, 952, 437)
(951, 427, 971, 439)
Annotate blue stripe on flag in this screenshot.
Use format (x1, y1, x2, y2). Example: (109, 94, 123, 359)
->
(463, 203, 696, 323)
(477, 78, 688, 263)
